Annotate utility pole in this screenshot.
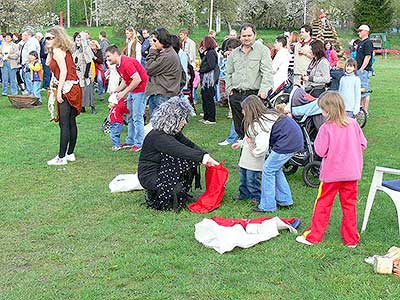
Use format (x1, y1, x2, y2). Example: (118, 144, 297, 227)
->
(209, 0, 214, 32)
(67, 0, 71, 28)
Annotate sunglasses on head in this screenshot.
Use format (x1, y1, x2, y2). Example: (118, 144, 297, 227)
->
(45, 36, 55, 41)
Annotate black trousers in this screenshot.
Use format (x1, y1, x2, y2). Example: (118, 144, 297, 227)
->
(229, 89, 259, 139)
(58, 100, 78, 158)
(201, 86, 216, 122)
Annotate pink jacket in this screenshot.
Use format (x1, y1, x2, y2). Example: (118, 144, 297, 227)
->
(326, 49, 338, 68)
(315, 118, 367, 182)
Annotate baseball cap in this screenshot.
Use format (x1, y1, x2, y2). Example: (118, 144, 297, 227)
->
(357, 25, 370, 32)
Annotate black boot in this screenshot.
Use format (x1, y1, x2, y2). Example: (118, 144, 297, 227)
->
(91, 106, 96, 114)
(81, 107, 86, 113)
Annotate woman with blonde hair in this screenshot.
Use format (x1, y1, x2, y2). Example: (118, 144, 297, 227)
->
(45, 26, 82, 166)
(123, 26, 142, 62)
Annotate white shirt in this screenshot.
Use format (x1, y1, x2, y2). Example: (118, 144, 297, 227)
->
(21, 37, 40, 65)
(272, 48, 290, 90)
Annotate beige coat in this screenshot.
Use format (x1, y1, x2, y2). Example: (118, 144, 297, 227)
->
(0, 42, 20, 69)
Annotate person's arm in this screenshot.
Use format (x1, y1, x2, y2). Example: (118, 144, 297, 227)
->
(145, 49, 167, 76)
(113, 80, 127, 94)
(225, 53, 234, 94)
(117, 73, 142, 99)
(314, 126, 329, 158)
(354, 77, 361, 115)
(359, 125, 367, 151)
(360, 56, 371, 71)
(175, 132, 204, 152)
(93, 50, 103, 64)
(136, 42, 142, 62)
(259, 46, 273, 97)
(199, 50, 217, 73)
(29, 62, 41, 71)
(52, 48, 67, 103)
(271, 51, 280, 73)
(84, 62, 91, 79)
(153, 133, 207, 163)
(309, 59, 331, 84)
(252, 122, 273, 157)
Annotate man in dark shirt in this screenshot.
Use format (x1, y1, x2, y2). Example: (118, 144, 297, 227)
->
(355, 24, 373, 114)
(141, 29, 151, 67)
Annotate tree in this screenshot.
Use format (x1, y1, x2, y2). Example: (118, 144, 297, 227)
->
(0, 0, 57, 32)
(353, 0, 394, 32)
(98, 0, 196, 30)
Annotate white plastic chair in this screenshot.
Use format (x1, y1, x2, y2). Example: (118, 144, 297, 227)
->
(361, 166, 400, 234)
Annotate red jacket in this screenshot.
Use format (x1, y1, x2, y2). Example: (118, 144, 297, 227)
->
(326, 49, 338, 68)
(109, 99, 129, 123)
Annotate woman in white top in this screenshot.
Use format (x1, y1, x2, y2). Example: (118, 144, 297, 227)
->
(123, 27, 142, 62)
(272, 36, 291, 91)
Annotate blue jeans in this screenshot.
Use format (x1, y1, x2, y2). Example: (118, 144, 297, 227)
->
(1, 61, 18, 96)
(148, 94, 170, 116)
(32, 81, 42, 103)
(226, 121, 239, 144)
(214, 82, 220, 102)
(23, 68, 33, 95)
(110, 122, 124, 147)
(259, 151, 295, 212)
(357, 70, 372, 97)
(126, 92, 146, 147)
(239, 167, 262, 200)
(41, 58, 51, 89)
(97, 71, 104, 97)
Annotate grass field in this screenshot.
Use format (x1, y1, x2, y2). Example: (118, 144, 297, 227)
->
(1, 43, 400, 298)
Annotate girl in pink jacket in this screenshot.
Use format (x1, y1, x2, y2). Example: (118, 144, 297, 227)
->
(297, 91, 367, 247)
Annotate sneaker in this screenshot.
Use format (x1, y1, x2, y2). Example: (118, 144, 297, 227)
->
(47, 155, 67, 166)
(200, 113, 204, 117)
(218, 140, 230, 146)
(112, 146, 121, 151)
(66, 153, 76, 161)
(203, 120, 216, 125)
(121, 143, 131, 149)
(198, 119, 205, 123)
(130, 145, 142, 152)
(232, 195, 247, 201)
(295, 236, 314, 246)
(347, 244, 358, 248)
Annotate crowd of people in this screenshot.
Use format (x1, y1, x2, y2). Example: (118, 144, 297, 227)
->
(0, 21, 375, 247)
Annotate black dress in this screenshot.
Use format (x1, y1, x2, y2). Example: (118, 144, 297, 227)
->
(138, 129, 206, 210)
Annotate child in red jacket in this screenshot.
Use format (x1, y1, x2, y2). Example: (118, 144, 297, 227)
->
(108, 94, 129, 151)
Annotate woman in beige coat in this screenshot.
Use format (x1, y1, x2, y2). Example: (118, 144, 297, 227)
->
(0, 33, 20, 96)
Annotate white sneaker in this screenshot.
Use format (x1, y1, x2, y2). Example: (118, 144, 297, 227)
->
(66, 153, 76, 162)
(200, 113, 204, 117)
(47, 155, 67, 166)
(218, 140, 230, 146)
(295, 236, 314, 246)
(203, 120, 216, 125)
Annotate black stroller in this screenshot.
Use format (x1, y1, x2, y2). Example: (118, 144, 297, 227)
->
(282, 85, 324, 188)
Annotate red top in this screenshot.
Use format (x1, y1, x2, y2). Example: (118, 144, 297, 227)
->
(109, 99, 129, 123)
(49, 50, 82, 119)
(116, 55, 148, 93)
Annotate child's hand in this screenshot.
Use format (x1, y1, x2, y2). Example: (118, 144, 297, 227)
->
(231, 143, 240, 150)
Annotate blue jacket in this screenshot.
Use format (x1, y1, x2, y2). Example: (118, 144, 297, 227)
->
(339, 72, 361, 114)
(270, 117, 304, 154)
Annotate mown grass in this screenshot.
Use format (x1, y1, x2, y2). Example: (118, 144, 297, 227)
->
(0, 48, 400, 299)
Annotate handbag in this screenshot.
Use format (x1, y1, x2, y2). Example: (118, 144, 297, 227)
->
(188, 161, 229, 213)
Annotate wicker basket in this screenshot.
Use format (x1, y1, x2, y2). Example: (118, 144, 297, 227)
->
(8, 95, 40, 109)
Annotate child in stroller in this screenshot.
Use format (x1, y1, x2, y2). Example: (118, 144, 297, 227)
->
(283, 85, 324, 188)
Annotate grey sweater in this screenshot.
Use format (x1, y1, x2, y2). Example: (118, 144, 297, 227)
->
(305, 57, 331, 89)
(145, 47, 182, 97)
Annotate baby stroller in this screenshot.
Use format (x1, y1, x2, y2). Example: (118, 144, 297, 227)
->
(283, 85, 324, 188)
(264, 80, 293, 108)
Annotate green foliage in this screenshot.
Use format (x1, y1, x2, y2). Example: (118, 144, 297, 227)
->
(353, 0, 394, 32)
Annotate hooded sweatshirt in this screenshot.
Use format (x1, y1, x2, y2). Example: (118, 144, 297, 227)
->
(339, 72, 361, 115)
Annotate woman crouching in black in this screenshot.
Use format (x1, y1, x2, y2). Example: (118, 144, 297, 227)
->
(138, 97, 219, 210)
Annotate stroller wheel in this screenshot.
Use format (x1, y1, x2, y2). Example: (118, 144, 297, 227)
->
(303, 161, 321, 188)
(356, 108, 367, 128)
(283, 162, 298, 175)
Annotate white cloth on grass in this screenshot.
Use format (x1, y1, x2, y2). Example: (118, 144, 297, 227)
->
(109, 173, 143, 193)
(195, 217, 296, 254)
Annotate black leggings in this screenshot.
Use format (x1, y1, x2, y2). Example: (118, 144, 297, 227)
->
(201, 86, 216, 122)
(58, 100, 78, 158)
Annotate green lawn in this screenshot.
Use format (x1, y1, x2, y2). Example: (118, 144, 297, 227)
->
(1, 58, 400, 298)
